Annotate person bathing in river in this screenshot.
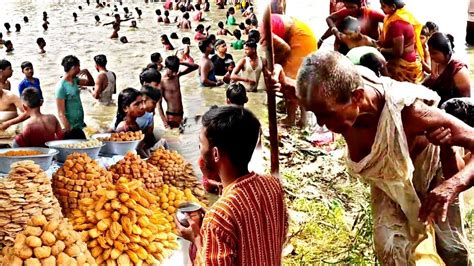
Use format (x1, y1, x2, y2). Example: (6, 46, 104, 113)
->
(199, 38, 224, 87)
(56, 55, 94, 140)
(5, 41, 14, 53)
(147, 52, 163, 71)
(177, 12, 192, 30)
(156, 9, 164, 23)
(217, 21, 233, 36)
(161, 34, 174, 50)
(13, 88, 63, 148)
(160, 55, 198, 130)
(194, 24, 209, 41)
(92, 54, 116, 105)
(176, 37, 194, 64)
(114, 88, 149, 157)
(35, 37, 46, 53)
(226, 82, 248, 107)
(231, 40, 264, 93)
(103, 14, 132, 39)
(335, 16, 377, 50)
(0, 59, 12, 91)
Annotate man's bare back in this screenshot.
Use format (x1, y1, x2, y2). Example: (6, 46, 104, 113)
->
(161, 76, 183, 114)
(25, 114, 59, 136)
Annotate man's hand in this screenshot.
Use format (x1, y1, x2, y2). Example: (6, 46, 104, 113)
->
(216, 80, 224, 86)
(426, 124, 474, 149)
(262, 67, 281, 93)
(419, 176, 465, 223)
(174, 215, 201, 243)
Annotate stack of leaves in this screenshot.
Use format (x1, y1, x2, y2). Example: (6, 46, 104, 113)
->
(1, 214, 96, 266)
(52, 153, 113, 217)
(108, 152, 163, 191)
(71, 178, 179, 265)
(0, 161, 61, 248)
(148, 148, 206, 202)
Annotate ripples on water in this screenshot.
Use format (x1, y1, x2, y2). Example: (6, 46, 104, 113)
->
(0, 0, 473, 172)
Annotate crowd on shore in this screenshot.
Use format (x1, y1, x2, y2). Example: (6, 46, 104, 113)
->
(1, 0, 474, 264)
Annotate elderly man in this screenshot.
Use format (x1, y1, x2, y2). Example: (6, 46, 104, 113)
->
(295, 51, 471, 265)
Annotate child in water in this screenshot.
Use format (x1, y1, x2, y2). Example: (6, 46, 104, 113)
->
(231, 29, 244, 50)
(194, 24, 209, 41)
(15, 24, 21, 33)
(217, 21, 233, 36)
(5, 40, 14, 53)
(178, 12, 192, 30)
(226, 82, 247, 107)
(156, 9, 163, 23)
(95, 15, 101, 24)
(36, 38, 46, 54)
(161, 34, 174, 50)
(226, 7, 237, 25)
(130, 20, 138, 29)
(203, 0, 210, 11)
(0, 33, 4, 45)
(13, 88, 63, 148)
(147, 52, 163, 71)
(103, 14, 132, 39)
(193, 3, 203, 22)
(114, 87, 149, 157)
(176, 37, 194, 64)
(223, 59, 235, 84)
(4, 23, 11, 34)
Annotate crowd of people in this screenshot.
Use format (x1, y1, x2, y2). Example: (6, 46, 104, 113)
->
(0, 0, 474, 264)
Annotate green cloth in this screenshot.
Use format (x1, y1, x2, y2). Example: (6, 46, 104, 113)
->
(346, 46, 383, 65)
(231, 39, 244, 50)
(226, 15, 236, 25)
(56, 77, 85, 130)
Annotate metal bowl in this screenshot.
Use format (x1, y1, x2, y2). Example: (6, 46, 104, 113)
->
(176, 202, 203, 227)
(45, 139, 104, 163)
(0, 147, 58, 173)
(91, 133, 143, 156)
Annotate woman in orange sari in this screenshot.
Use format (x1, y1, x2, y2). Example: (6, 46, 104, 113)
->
(378, 0, 424, 83)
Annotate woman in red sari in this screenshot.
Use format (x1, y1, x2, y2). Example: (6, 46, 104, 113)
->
(378, 0, 424, 83)
(423, 32, 471, 105)
(320, 0, 384, 54)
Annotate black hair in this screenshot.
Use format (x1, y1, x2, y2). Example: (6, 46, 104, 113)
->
(245, 18, 251, 25)
(43, 11, 47, 17)
(139, 68, 161, 85)
(136, 8, 142, 16)
(161, 34, 172, 44)
(381, 0, 405, 9)
(79, 5, 83, 10)
(421, 25, 429, 36)
(341, 16, 359, 32)
(247, 30, 261, 43)
(4, 23, 10, 30)
(198, 37, 213, 53)
(151, 52, 162, 62)
(165, 55, 180, 72)
(95, 15, 100, 22)
(183, 12, 190, 20)
(428, 32, 455, 57)
(250, 18, 258, 27)
(0, 60, 12, 71)
(239, 23, 245, 31)
(196, 24, 204, 32)
(182, 37, 191, 45)
(36, 37, 46, 46)
(226, 83, 248, 106)
(216, 21, 224, 29)
(209, 34, 216, 42)
(4, 40, 12, 47)
(226, 7, 235, 18)
(94, 54, 107, 67)
(73, 12, 78, 18)
(170, 32, 179, 39)
(23, 16, 29, 23)
(425, 21, 439, 33)
(202, 106, 260, 169)
(15, 24, 21, 32)
(21, 88, 42, 108)
(164, 10, 170, 17)
(61, 55, 80, 72)
(120, 36, 128, 43)
(180, 5, 186, 12)
(233, 29, 242, 40)
(360, 53, 384, 77)
(343, 0, 363, 7)
(42, 23, 48, 31)
(21, 61, 33, 71)
(141, 85, 161, 102)
(195, 3, 201, 10)
(115, 87, 142, 128)
(0, 33, 3, 38)
(244, 40, 257, 49)
(124, 7, 129, 13)
(440, 98, 474, 127)
(156, 9, 162, 16)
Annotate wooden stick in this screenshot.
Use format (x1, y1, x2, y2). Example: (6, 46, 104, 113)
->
(262, 4, 279, 176)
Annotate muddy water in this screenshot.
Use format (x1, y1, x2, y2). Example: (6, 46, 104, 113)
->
(0, 0, 473, 174)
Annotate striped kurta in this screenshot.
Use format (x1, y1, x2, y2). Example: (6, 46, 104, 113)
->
(197, 172, 288, 265)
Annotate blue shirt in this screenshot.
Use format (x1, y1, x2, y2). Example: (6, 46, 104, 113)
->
(136, 112, 154, 130)
(18, 78, 43, 99)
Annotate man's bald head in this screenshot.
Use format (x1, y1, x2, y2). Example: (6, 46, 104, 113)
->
(297, 51, 363, 106)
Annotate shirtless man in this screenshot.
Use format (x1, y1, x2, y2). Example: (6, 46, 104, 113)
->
(177, 12, 192, 30)
(103, 14, 132, 39)
(293, 51, 471, 265)
(0, 59, 12, 91)
(335, 16, 376, 50)
(160, 55, 198, 129)
(230, 40, 265, 92)
(92, 54, 116, 105)
(199, 38, 224, 87)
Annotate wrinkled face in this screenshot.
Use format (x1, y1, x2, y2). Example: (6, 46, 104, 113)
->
(216, 43, 227, 54)
(198, 128, 220, 182)
(125, 95, 146, 118)
(380, 1, 395, 15)
(244, 46, 255, 57)
(23, 66, 34, 78)
(300, 87, 359, 134)
(428, 47, 448, 64)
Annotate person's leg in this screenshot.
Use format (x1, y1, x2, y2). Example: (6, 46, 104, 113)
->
(64, 128, 86, 140)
